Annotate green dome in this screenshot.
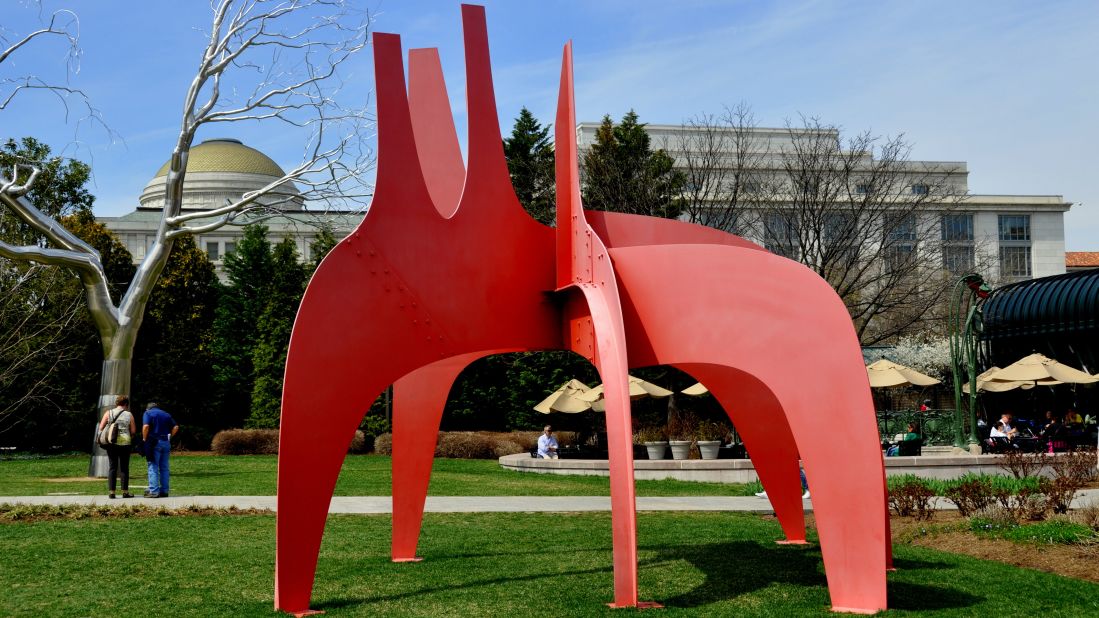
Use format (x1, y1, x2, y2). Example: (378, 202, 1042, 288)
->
(154, 138, 285, 178)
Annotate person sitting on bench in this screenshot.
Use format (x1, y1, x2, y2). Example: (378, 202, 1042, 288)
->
(537, 425, 559, 459)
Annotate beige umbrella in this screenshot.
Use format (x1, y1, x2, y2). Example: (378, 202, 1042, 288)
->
(578, 375, 673, 402)
(681, 382, 709, 396)
(533, 379, 596, 414)
(962, 366, 1049, 393)
(866, 359, 941, 388)
(981, 353, 1098, 385)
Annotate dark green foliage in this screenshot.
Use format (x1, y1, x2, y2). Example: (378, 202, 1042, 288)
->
(59, 211, 136, 305)
(211, 224, 274, 428)
(131, 236, 220, 447)
(503, 107, 555, 224)
(442, 351, 598, 431)
(581, 110, 686, 219)
(248, 237, 306, 428)
(0, 139, 126, 451)
(307, 225, 338, 273)
(0, 137, 95, 235)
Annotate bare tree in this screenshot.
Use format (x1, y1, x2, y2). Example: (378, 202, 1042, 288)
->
(670, 108, 992, 344)
(0, 264, 87, 436)
(669, 102, 772, 233)
(0, 0, 372, 473)
(757, 116, 971, 344)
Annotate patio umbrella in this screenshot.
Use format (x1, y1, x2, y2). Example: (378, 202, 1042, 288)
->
(681, 382, 709, 396)
(578, 375, 673, 402)
(533, 379, 596, 414)
(962, 366, 1049, 393)
(865, 359, 941, 388)
(980, 353, 1098, 385)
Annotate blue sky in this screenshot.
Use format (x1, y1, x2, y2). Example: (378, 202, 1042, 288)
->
(4, 0, 1097, 250)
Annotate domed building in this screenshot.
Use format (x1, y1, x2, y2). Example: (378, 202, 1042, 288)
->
(100, 138, 359, 278)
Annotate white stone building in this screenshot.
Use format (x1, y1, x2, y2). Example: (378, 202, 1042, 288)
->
(577, 123, 1070, 282)
(99, 138, 360, 277)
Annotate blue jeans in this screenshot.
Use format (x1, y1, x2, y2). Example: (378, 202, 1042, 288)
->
(147, 440, 171, 495)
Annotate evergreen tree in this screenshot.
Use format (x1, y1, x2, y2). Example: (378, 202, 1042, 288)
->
(581, 110, 686, 219)
(308, 225, 339, 274)
(132, 236, 220, 445)
(503, 108, 556, 225)
(248, 237, 306, 428)
(211, 224, 274, 428)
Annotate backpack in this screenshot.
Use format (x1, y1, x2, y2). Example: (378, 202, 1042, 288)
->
(98, 409, 122, 447)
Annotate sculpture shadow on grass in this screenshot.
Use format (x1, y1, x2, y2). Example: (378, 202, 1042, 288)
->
(652, 541, 980, 613)
(650, 540, 823, 608)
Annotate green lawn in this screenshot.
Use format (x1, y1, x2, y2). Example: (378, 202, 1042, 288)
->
(2, 510, 1097, 616)
(0, 454, 761, 497)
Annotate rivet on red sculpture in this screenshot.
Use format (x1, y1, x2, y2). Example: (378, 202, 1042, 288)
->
(275, 4, 889, 615)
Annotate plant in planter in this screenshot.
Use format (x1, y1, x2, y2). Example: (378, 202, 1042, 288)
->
(636, 426, 668, 460)
(666, 410, 698, 460)
(695, 421, 727, 460)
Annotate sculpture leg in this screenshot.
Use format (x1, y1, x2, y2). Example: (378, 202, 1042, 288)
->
(680, 363, 807, 543)
(276, 373, 388, 615)
(569, 286, 646, 608)
(391, 352, 486, 561)
(612, 244, 888, 613)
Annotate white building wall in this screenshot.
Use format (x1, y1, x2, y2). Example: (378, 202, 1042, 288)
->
(1030, 211, 1067, 278)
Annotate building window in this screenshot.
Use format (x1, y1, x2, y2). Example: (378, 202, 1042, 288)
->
(998, 215, 1030, 241)
(884, 213, 917, 273)
(1000, 246, 1032, 278)
(764, 213, 798, 259)
(855, 184, 871, 194)
(998, 214, 1031, 279)
(941, 214, 974, 274)
(205, 241, 219, 261)
(911, 184, 929, 195)
(225, 242, 237, 256)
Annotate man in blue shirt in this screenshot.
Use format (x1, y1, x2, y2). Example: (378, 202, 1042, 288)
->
(142, 402, 179, 498)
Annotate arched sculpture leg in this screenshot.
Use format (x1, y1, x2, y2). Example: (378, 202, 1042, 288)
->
(568, 287, 643, 608)
(391, 352, 490, 561)
(614, 244, 888, 614)
(679, 363, 807, 543)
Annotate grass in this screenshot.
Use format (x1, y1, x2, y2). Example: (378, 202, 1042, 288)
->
(968, 517, 1099, 545)
(2, 510, 1098, 616)
(0, 454, 762, 497)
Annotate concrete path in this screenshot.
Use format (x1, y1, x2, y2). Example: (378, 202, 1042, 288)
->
(3, 489, 1098, 513)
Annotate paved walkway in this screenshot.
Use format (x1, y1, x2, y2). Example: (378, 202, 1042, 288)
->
(3, 489, 1099, 512)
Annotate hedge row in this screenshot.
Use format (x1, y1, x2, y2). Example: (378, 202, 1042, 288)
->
(210, 428, 576, 458)
(210, 429, 367, 455)
(373, 430, 578, 459)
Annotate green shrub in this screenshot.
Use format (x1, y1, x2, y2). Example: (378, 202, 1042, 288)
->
(888, 475, 935, 519)
(942, 475, 994, 517)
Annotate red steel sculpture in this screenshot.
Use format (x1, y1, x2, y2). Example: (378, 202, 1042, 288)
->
(276, 4, 889, 615)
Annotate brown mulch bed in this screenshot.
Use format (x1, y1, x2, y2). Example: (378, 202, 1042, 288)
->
(0, 504, 269, 523)
(796, 512, 1099, 584)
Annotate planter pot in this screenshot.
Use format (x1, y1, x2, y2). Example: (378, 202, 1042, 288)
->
(643, 441, 668, 460)
(668, 440, 692, 460)
(697, 440, 721, 460)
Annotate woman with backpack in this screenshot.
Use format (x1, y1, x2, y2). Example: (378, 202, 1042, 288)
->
(98, 395, 136, 499)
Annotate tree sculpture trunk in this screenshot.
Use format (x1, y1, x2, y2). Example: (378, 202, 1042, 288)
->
(88, 358, 131, 476)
